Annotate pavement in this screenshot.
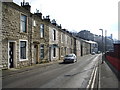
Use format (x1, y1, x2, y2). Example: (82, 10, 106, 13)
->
(98, 55, 120, 89)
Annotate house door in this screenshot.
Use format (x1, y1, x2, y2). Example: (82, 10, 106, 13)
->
(49, 47, 51, 61)
(9, 42, 14, 68)
(34, 45, 38, 64)
(81, 45, 83, 56)
(59, 48, 60, 60)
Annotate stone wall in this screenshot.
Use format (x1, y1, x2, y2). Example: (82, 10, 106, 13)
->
(76, 39, 81, 56)
(32, 14, 50, 63)
(0, 1, 2, 90)
(2, 2, 32, 69)
(0, 1, 2, 68)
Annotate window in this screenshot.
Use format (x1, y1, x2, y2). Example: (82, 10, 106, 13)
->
(20, 41, 27, 59)
(21, 14, 27, 32)
(71, 38, 72, 45)
(33, 20, 36, 26)
(61, 33, 64, 43)
(40, 44, 44, 59)
(53, 47, 56, 57)
(61, 34, 62, 42)
(53, 29, 56, 40)
(40, 24, 44, 38)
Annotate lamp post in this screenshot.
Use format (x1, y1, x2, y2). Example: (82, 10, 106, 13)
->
(105, 30, 107, 57)
(99, 29, 104, 64)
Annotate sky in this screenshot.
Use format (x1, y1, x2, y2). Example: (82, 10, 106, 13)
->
(13, 0, 119, 39)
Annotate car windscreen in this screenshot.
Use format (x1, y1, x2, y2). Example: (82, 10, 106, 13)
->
(65, 55, 73, 57)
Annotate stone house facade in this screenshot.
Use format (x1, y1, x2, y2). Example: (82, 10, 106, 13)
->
(1, 2, 97, 69)
(2, 2, 32, 69)
(31, 13, 50, 64)
(0, 1, 2, 68)
(80, 39, 91, 56)
(76, 39, 81, 57)
(58, 29, 75, 60)
(48, 23, 60, 61)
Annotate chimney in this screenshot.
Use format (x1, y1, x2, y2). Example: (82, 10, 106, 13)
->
(34, 9, 42, 19)
(57, 24, 62, 29)
(43, 15, 50, 22)
(51, 19, 57, 26)
(21, 0, 31, 12)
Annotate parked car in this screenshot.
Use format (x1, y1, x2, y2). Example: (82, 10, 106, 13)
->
(91, 52, 95, 55)
(63, 54, 77, 63)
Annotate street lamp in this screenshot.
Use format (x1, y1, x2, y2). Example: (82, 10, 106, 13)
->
(99, 29, 104, 64)
(105, 30, 107, 57)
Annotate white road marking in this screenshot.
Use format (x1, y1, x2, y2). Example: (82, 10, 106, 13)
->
(86, 55, 100, 89)
(86, 65, 96, 88)
(91, 67, 97, 89)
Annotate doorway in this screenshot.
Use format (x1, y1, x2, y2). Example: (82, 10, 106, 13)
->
(8, 42, 16, 68)
(81, 44, 83, 56)
(34, 45, 38, 64)
(49, 47, 52, 61)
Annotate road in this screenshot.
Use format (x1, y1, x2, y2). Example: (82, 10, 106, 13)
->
(2, 54, 101, 88)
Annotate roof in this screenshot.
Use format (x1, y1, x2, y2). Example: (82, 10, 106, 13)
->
(85, 40, 97, 44)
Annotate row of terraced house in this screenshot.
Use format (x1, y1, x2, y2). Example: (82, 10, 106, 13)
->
(1, 2, 98, 69)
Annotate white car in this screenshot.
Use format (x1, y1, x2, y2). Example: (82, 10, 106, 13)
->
(63, 54, 77, 63)
(91, 52, 95, 55)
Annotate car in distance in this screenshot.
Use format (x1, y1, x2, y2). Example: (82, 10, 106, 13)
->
(97, 51, 101, 54)
(63, 54, 77, 63)
(91, 52, 95, 55)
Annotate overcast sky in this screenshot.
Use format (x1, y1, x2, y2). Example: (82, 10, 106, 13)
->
(14, 0, 119, 39)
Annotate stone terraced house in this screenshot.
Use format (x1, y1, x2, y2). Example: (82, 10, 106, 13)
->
(2, 2, 32, 69)
(1, 1, 97, 69)
(58, 29, 75, 60)
(31, 13, 50, 64)
(48, 21, 60, 61)
(0, 1, 2, 68)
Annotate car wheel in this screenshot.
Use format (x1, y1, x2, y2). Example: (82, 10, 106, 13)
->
(73, 60, 75, 63)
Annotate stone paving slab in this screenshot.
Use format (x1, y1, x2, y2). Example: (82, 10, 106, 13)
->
(99, 59, 120, 89)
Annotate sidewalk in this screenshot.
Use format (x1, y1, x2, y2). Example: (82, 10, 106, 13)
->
(98, 56, 120, 89)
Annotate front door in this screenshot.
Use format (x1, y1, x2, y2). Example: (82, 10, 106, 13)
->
(59, 48, 60, 60)
(9, 42, 14, 68)
(34, 45, 38, 64)
(81, 45, 83, 56)
(49, 47, 51, 61)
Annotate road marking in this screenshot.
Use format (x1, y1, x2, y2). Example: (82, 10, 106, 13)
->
(86, 55, 100, 89)
(87, 66, 98, 89)
(86, 65, 96, 88)
(98, 60, 101, 90)
(91, 67, 97, 89)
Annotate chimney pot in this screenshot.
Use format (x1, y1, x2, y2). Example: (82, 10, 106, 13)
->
(21, 1, 31, 11)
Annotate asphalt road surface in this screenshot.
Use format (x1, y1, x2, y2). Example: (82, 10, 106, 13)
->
(2, 54, 101, 88)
